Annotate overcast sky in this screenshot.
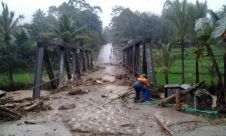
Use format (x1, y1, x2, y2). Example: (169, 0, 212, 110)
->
(1, 0, 225, 26)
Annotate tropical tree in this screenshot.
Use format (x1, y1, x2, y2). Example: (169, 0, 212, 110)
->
(155, 41, 176, 84)
(163, 0, 189, 83)
(195, 17, 225, 105)
(187, 0, 207, 83)
(0, 2, 23, 89)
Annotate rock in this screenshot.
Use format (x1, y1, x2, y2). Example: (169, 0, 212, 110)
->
(96, 80, 103, 84)
(41, 96, 50, 101)
(58, 104, 75, 110)
(68, 88, 87, 95)
(0, 90, 6, 97)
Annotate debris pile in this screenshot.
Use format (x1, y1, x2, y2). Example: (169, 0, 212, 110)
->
(60, 98, 144, 135)
(0, 97, 52, 121)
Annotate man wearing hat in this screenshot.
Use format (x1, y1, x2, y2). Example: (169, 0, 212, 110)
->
(133, 74, 152, 103)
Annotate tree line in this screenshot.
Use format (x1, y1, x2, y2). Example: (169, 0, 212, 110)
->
(0, 0, 103, 90)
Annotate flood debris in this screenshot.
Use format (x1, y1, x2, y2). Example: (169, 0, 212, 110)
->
(58, 104, 75, 110)
(152, 113, 175, 136)
(159, 81, 204, 106)
(68, 87, 87, 95)
(0, 97, 52, 121)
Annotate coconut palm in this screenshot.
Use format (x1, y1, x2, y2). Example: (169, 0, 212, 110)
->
(0, 2, 23, 89)
(163, 0, 189, 83)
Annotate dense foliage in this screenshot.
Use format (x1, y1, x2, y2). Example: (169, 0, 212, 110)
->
(0, 0, 103, 90)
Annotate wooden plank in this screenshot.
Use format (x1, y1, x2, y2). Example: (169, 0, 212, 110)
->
(33, 45, 44, 99)
(44, 48, 57, 89)
(59, 47, 65, 88)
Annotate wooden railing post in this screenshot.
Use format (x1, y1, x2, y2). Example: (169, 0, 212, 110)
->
(132, 44, 136, 73)
(44, 48, 57, 89)
(64, 49, 71, 80)
(90, 51, 93, 68)
(72, 49, 76, 75)
(142, 44, 147, 74)
(82, 50, 86, 71)
(75, 49, 81, 78)
(144, 38, 156, 86)
(33, 42, 44, 99)
(59, 47, 65, 87)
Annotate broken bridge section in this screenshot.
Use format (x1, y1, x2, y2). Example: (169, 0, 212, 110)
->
(33, 39, 93, 99)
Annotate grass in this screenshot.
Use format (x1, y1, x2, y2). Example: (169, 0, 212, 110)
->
(154, 45, 225, 85)
(0, 45, 225, 90)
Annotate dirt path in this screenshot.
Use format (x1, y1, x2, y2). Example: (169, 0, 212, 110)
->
(1, 64, 226, 136)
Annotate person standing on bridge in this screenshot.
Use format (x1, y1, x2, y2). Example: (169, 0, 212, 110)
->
(133, 74, 152, 103)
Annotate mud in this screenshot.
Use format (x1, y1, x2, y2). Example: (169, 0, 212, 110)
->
(1, 43, 226, 136)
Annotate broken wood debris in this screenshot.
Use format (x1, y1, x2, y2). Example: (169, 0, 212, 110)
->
(159, 81, 204, 106)
(105, 88, 134, 105)
(0, 98, 52, 121)
(152, 113, 175, 136)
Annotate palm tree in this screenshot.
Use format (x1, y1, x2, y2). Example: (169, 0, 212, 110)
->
(0, 2, 23, 89)
(155, 41, 176, 84)
(195, 17, 225, 106)
(163, 0, 189, 83)
(187, 0, 207, 83)
(45, 13, 90, 79)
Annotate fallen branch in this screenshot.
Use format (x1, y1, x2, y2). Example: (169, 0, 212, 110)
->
(152, 113, 175, 136)
(0, 105, 22, 120)
(24, 101, 43, 111)
(105, 88, 134, 105)
(159, 81, 205, 106)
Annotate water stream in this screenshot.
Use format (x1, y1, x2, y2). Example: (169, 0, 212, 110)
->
(98, 43, 113, 64)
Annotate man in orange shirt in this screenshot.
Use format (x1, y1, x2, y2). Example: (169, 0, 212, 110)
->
(133, 74, 152, 103)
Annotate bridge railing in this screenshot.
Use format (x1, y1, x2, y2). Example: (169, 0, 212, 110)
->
(122, 38, 156, 85)
(33, 39, 93, 99)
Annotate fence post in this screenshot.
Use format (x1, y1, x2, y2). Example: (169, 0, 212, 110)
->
(144, 38, 156, 86)
(33, 42, 45, 99)
(72, 49, 76, 75)
(64, 50, 71, 80)
(132, 44, 136, 73)
(142, 44, 147, 74)
(59, 47, 65, 87)
(75, 49, 81, 78)
(44, 48, 57, 89)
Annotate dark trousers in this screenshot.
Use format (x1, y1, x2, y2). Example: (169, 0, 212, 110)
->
(133, 82, 151, 101)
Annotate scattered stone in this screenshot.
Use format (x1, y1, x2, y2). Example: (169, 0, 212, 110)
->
(68, 88, 88, 95)
(58, 104, 75, 110)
